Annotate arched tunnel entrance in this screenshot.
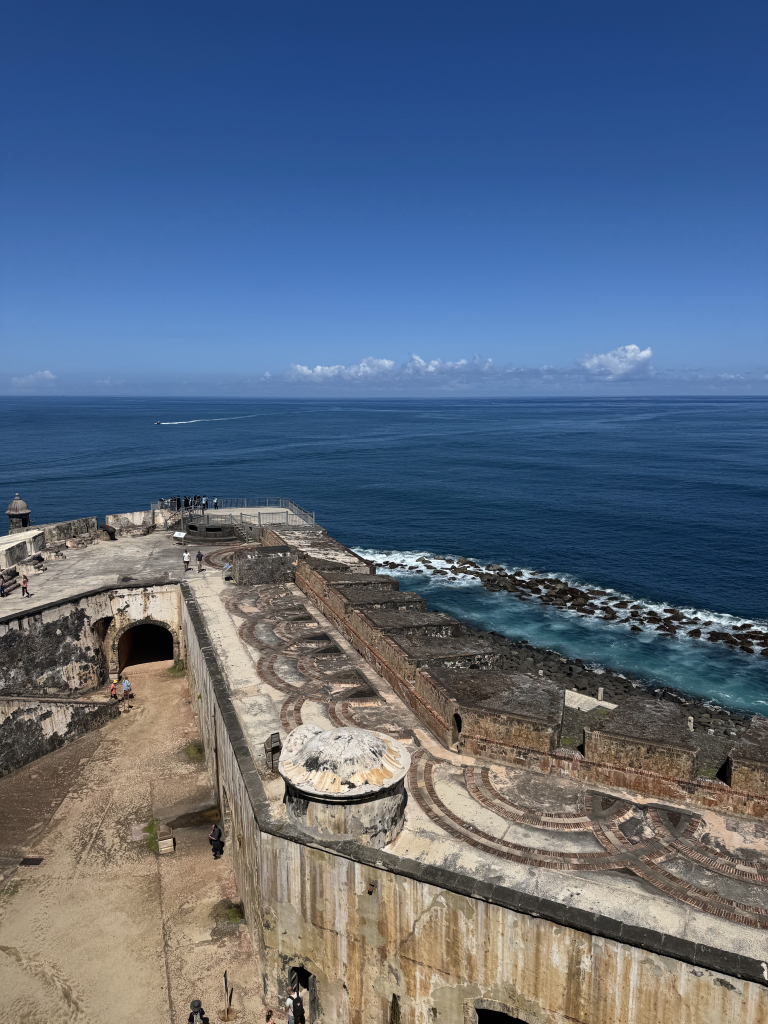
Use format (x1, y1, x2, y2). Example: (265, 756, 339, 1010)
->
(118, 623, 174, 672)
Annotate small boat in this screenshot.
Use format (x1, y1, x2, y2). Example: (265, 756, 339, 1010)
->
(155, 421, 162, 425)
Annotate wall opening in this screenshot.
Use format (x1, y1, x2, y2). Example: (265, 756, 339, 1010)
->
(389, 994, 401, 1024)
(118, 623, 174, 671)
(290, 966, 318, 1024)
(476, 1012, 525, 1024)
(452, 712, 463, 747)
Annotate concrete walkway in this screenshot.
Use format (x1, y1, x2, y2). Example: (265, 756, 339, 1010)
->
(0, 659, 264, 1023)
(0, 531, 200, 618)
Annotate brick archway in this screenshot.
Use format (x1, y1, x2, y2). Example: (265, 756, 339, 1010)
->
(108, 617, 181, 674)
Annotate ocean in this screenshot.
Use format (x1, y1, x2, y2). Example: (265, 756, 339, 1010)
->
(2, 395, 766, 712)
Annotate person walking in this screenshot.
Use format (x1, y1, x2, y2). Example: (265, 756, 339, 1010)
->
(213, 496, 218, 509)
(122, 677, 131, 700)
(21, 574, 29, 598)
(183, 549, 191, 572)
(188, 999, 208, 1023)
(0, 578, 5, 598)
(196, 550, 204, 572)
(202, 495, 208, 510)
(110, 680, 117, 701)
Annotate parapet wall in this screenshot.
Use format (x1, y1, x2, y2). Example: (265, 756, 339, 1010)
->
(181, 581, 768, 1024)
(295, 560, 768, 819)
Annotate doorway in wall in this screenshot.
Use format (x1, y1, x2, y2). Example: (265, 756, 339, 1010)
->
(476, 1011, 525, 1024)
(451, 712, 463, 748)
(118, 623, 173, 671)
(289, 966, 318, 1024)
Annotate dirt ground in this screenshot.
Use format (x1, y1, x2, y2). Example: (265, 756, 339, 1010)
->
(0, 660, 265, 1024)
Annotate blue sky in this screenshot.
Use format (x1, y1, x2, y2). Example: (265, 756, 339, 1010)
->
(1, 1, 766, 395)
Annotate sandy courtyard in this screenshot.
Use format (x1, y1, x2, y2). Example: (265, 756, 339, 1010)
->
(0, 660, 265, 1023)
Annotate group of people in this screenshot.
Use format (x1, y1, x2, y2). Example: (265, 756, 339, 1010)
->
(109, 677, 132, 701)
(159, 495, 219, 511)
(182, 549, 205, 572)
(189, 989, 305, 1024)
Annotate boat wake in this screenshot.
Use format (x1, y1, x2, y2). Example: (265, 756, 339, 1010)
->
(155, 414, 261, 425)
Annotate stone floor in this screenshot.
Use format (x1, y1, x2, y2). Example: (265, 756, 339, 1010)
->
(0, 659, 264, 1024)
(0, 531, 201, 616)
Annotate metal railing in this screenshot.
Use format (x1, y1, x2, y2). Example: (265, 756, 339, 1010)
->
(151, 497, 315, 529)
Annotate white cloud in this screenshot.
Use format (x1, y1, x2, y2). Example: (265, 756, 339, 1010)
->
(288, 357, 396, 381)
(580, 344, 653, 379)
(11, 370, 57, 388)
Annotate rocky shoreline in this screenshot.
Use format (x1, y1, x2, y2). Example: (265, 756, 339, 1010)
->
(368, 553, 761, 744)
(375, 555, 768, 657)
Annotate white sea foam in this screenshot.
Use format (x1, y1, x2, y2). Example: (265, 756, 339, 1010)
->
(352, 547, 768, 648)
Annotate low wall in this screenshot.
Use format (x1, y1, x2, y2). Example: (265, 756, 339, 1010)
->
(0, 530, 45, 569)
(105, 510, 155, 535)
(181, 583, 768, 1024)
(40, 517, 99, 544)
(0, 695, 119, 776)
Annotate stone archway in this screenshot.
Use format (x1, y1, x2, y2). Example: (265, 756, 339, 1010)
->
(109, 617, 181, 674)
(465, 999, 548, 1024)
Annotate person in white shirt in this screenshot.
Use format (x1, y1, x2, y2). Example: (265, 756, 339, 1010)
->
(183, 549, 191, 572)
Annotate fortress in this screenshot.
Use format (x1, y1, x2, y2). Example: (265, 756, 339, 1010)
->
(1, 495, 768, 1024)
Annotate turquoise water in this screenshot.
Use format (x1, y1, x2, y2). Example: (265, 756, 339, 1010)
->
(2, 395, 766, 711)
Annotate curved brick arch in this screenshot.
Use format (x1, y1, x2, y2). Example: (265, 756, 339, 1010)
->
(107, 616, 181, 674)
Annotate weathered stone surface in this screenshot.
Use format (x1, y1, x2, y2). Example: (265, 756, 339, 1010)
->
(585, 696, 699, 779)
(233, 544, 295, 585)
(0, 695, 119, 775)
(729, 717, 768, 795)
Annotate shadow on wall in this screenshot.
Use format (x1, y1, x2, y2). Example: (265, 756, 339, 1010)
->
(118, 623, 174, 672)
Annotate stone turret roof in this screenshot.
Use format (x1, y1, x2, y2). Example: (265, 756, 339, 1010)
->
(279, 724, 410, 799)
(6, 493, 30, 515)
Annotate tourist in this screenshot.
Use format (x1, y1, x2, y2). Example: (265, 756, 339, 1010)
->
(196, 550, 204, 572)
(188, 999, 208, 1023)
(213, 496, 218, 509)
(110, 680, 117, 700)
(0, 578, 5, 598)
(122, 677, 131, 700)
(285, 987, 296, 1024)
(266, 1012, 273, 1024)
(208, 822, 224, 859)
(183, 549, 191, 572)
(202, 494, 208, 509)
(21, 574, 29, 597)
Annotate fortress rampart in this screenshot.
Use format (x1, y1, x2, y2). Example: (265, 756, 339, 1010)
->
(2, 499, 768, 1023)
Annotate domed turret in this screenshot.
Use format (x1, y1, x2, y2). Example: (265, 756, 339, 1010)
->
(279, 724, 410, 848)
(6, 493, 31, 533)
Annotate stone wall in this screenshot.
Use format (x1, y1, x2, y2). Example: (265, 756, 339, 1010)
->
(0, 695, 119, 776)
(0, 529, 45, 569)
(40, 517, 99, 544)
(233, 545, 296, 585)
(105, 510, 155, 535)
(181, 584, 768, 1024)
(0, 584, 182, 696)
(295, 561, 768, 818)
